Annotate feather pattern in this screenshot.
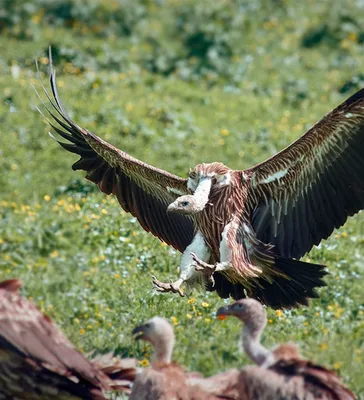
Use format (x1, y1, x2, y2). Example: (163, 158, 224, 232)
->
(248, 90, 364, 258)
(0, 279, 113, 399)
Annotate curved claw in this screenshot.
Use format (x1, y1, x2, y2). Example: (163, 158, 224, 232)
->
(152, 278, 185, 297)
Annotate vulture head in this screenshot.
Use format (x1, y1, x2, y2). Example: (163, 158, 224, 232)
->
(216, 298, 267, 333)
(168, 162, 231, 215)
(167, 195, 203, 214)
(132, 317, 175, 365)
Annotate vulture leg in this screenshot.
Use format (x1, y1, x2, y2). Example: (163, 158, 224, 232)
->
(153, 231, 211, 296)
(192, 253, 231, 286)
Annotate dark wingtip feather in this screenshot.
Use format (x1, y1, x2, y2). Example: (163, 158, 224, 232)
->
(249, 258, 328, 309)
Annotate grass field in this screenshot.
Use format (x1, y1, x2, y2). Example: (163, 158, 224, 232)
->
(0, 0, 363, 397)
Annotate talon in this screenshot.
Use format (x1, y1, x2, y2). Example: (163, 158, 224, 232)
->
(152, 278, 185, 297)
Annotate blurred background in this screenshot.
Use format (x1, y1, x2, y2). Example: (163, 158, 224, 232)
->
(0, 0, 363, 397)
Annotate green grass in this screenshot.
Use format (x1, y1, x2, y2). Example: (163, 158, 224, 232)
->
(0, 0, 363, 398)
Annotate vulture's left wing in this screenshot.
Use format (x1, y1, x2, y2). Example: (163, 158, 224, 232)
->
(37, 56, 195, 253)
(245, 89, 364, 259)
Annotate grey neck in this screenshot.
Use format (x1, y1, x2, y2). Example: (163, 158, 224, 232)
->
(151, 337, 174, 366)
(242, 325, 270, 366)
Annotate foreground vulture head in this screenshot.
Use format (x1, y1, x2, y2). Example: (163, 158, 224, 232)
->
(132, 317, 175, 366)
(217, 298, 267, 335)
(36, 48, 364, 308)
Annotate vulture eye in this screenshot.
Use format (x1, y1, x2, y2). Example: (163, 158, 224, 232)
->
(181, 201, 189, 207)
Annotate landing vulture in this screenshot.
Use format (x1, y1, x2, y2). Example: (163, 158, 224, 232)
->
(0, 279, 137, 398)
(37, 51, 364, 308)
(216, 299, 357, 400)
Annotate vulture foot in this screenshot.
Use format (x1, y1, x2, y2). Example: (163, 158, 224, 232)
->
(152, 277, 185, 297)
(191, 252, 216, 286)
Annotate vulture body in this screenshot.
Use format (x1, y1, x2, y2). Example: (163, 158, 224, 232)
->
(38, 51, 364, 308)
(131, 317, 225, 400)
(0, 279, 137, 399)
(216, 299, 357, 400)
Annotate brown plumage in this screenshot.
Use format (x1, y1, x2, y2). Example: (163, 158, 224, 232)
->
(216, 299, 357, 400)
(37, 49, 364, 308)
(131, 317, 225, 400)
(0, 279, 136, 399)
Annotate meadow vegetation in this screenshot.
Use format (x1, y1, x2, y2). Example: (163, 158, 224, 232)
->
(0, 0, 363, 397)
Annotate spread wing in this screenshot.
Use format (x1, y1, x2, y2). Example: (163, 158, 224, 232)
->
(0, 280, 108, 388)
(36, 55, 195, 253)
(245, 89, 364, 258)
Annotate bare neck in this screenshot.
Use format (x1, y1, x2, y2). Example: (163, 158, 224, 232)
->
(151, 337, 174, 367)
(242, 325, 270, 366)
(193, 177, 212, 209)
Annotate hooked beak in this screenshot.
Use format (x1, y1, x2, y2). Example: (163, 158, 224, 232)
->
(166, 201, 178, 213)
(132, 324, 146, 341)
(216, 305, 231, 320)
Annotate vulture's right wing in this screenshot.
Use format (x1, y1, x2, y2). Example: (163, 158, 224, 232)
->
(37, 54, 195, 253)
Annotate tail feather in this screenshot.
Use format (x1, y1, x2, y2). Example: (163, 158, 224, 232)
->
(249, 257, 327, 309)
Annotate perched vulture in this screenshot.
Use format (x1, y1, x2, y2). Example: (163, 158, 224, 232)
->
(0, 279, 137, 399)
(131, 317, 224, 400)
(216, 299, 357, 400)
(37, 50, 364, 308)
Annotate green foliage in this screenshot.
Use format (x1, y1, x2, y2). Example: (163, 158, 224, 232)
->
(0, 0, 364, 398)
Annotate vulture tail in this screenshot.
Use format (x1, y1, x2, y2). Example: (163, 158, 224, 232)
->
(249, 257, 328, 309)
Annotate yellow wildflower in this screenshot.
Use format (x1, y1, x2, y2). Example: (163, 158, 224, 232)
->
(220, 128, 229, 136)
(170, 316, 178, 326)
(275, 309, 283, 318)
(188, 298, 195, 305)
(44, 194, 51, 201)
(202, 302, 209, 308)
(333, 362, 342, 370)
(79, 329, 86, 335)
(320, 343, 328, 350)
(50, 250, 59, 258)
(139, 359, 149, 367)
(186, 313, 192, 319)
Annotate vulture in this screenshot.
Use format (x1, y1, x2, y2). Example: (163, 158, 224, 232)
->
(215, 299, 357, 400)
(0, 279, 137, 399)
(131, 317, 225, 400)
(37, 50, 364, 308)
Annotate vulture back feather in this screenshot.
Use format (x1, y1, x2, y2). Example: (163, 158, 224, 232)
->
(0, 279, 136, 399)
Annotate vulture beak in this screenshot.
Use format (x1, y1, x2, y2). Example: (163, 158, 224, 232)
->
(166, 201, 177, 213)
(216, 305, 231, 320)
(132, 324, 146, 341)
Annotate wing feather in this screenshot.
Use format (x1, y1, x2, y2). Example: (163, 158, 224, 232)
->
(247, 89, 364, 258)
(38, 55, 195, 253)
(0, 284, 109, 389)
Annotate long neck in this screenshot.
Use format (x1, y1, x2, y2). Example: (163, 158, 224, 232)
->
(151, 337, 174, 367)
(193, 177, 212, 210)
(242, 325, 270, 366)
